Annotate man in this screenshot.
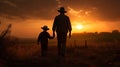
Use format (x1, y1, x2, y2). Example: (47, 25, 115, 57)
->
(52, 7, 72, 56)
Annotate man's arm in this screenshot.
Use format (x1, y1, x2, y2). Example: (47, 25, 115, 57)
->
(69, 31, 71, 38)
(52, 16, 57, 32)
(67, 17, 72, 38)
(68, 17, 72, 32)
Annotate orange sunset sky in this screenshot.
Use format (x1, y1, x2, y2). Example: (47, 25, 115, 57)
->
(0, 0, 120, 38)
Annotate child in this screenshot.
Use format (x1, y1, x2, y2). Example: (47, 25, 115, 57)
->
(37, 25, 55, 56)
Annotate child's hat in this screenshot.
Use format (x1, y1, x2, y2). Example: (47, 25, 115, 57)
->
(41, 25, 49, 30)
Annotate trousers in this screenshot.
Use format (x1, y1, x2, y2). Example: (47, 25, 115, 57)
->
(57, 32, 67, 56)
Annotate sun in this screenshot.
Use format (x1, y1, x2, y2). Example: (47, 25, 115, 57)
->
(76, 24, 83, 30)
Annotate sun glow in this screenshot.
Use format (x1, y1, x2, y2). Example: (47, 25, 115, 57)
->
(76, 24, 83, 30)
(72, 22, 85, 33)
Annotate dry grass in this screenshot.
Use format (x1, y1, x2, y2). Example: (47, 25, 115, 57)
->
(0, 38, 120, 67)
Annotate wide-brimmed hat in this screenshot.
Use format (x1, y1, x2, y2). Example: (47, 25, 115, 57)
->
(58, 7, 67, 13)
(41, 25, 49, 30)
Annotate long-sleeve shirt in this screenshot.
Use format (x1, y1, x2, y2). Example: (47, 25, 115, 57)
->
(52, 14, 72, 33)
(37, 31, 53, 45)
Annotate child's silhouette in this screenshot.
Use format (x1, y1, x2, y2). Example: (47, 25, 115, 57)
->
(37, 25, 55, 56)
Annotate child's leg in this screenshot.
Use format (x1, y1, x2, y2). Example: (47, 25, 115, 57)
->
(41, 44, 48, 56)
(41, 45, 45, 56)
(44, 44, 48, 56)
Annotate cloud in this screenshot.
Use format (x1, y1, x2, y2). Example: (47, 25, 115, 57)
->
(0, 0, 58, 20)
(56, 0, 62, 7)
(0, 0, 120, 22)
(2, 0, 17, 8)
(68, 7, 91, 18)
(64, 0, 120, 21)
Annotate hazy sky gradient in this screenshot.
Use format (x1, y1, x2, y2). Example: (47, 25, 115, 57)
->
(0, 0, 120, 38)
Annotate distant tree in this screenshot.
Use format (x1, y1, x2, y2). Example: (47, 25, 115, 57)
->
(111, 30, 120, 41)
(0, 24, 12, 39)
(112, 30, 119, 34)
(95, 32, 98, 34)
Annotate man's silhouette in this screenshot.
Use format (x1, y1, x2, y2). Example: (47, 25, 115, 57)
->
(52, 7, 72, 56)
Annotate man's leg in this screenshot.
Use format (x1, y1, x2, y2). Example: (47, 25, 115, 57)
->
(41, 48, 44, 56)
(58, 39, 62, 56)
(61, 33, 67, 56)
(61, 38, 67, 56)
(57, 32, 67, 56)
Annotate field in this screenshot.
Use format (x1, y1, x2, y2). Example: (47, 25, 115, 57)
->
(0, 34, 120, 67)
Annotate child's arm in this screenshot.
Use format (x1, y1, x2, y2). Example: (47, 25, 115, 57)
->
(48, 32, 55, 39)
